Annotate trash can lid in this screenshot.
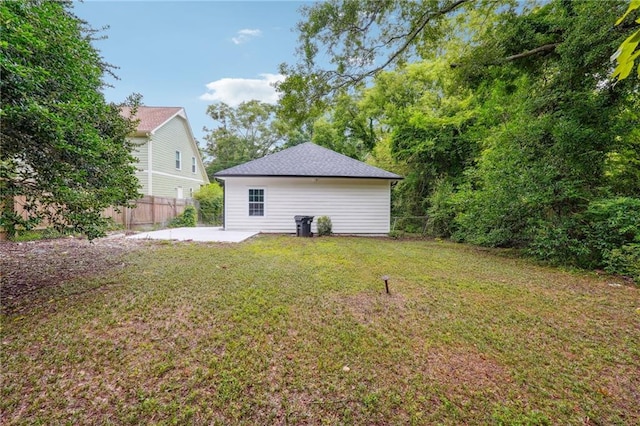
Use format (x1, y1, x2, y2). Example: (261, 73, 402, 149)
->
(294, 215, 314, 221)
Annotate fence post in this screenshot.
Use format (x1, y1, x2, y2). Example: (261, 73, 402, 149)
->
(151, 196, 155, 225)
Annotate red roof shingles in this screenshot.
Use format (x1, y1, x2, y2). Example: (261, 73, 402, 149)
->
(120, 106, 183, 134)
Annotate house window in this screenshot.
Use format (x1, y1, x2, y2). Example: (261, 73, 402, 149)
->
(189, 187, 194, 198)
(248, 188, 264, 217)
(175, 150, 181, 169)
(191, 157, 196, 173)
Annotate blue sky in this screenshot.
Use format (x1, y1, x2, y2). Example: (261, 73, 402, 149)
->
(72, 1, 311, 143)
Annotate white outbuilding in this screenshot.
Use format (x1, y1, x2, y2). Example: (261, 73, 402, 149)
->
(214, 143, 402, 234)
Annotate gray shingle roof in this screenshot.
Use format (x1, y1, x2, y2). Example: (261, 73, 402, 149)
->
(214, 143, 403, 179)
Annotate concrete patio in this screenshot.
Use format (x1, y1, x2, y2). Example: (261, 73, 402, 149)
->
(127, 227, 258, 243)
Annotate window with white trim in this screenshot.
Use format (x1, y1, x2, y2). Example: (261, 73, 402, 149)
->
(248, 188, 264, 217)
(175, 150, 181, 169)
(191, 156, 196, 173)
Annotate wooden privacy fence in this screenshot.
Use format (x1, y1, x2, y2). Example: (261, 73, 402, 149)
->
(103, 196, 197, 229)
(1, 195, 195, 239)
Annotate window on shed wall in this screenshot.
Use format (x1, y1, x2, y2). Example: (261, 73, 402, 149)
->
(175, 150, 181, 169)
(248, 188, 264, 217)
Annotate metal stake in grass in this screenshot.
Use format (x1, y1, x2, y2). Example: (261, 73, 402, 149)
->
(381, 275, 390, 294)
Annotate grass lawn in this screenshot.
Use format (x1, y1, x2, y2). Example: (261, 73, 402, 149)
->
(2, 235, 639, 424)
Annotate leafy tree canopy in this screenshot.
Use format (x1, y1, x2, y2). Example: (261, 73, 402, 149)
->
(277, 0, 521, 127)
(308, 92, 377, 160)
(203, 100, 289, 178)
(0, 0, 141, 240)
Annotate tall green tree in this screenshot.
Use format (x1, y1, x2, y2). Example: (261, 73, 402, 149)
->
(450, 0, 638, 241)
(308, 92, 377, 160)
(435, 0, 640, 280)
(277, 0, 517, 127)
(0, 0, 141, 240)
(361, 59, 481, 218)
(204, 100, 287, 177)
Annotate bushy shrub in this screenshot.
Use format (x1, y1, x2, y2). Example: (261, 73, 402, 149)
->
(605, 243, 640, 282)
(527, 218, 589, 265)
(193, 183, 223, 225)
(317, 216, 332, 236)
(528, 197, 640, 282)
(583, 198, 640, 259)
(426, 178, 457, 237)
(451, 177, 536, 248)
(582, 197, 640, 278)
(168, 205, 197, 228)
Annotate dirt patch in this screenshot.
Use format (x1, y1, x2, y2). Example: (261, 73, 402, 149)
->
(0, 233, 152, 314)
(335, 291, 512, 403)
(335, 291, 409, 325)
(423, 347, 511, 392)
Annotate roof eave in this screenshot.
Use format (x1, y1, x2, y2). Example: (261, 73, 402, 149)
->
(214, 174, 403, 180)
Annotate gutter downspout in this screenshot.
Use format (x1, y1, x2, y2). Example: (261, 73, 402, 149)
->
(222, 179, 226, 230)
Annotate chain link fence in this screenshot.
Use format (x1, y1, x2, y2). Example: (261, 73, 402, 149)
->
(390, 216, 429, 235)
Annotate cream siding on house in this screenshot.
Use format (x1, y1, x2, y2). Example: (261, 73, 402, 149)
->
(223, 177, 392, 234)
(130, 137, 149, 170)
(152, 117, 195, 175)
(128, 116, 208, 198)
(151, 173, 204, 199)
(135, 174, 149, 195)
(130, 137, 150, 194)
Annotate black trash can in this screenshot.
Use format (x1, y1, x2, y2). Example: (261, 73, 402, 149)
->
(294, 215, 314, 237)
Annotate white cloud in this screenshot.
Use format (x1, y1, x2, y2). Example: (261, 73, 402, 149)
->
(199, 73, 285, 106)
(231, 28, 262, 45)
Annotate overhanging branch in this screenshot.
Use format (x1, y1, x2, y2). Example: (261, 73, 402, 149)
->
(502, 43, 558, 62)
(450, 42, 559, 68)
(369, 0, 471, 78)
(328, 0, 472, 90)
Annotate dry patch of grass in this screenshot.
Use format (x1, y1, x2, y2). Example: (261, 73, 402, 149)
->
(2, 235, 638, 424)
(0, 233, 151, 314)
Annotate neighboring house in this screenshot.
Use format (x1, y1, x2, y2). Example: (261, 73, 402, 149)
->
(214, 142, 402, 234)
(121, 106, 209, 199)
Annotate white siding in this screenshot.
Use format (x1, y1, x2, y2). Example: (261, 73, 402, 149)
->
(223, 177, 392, 234)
